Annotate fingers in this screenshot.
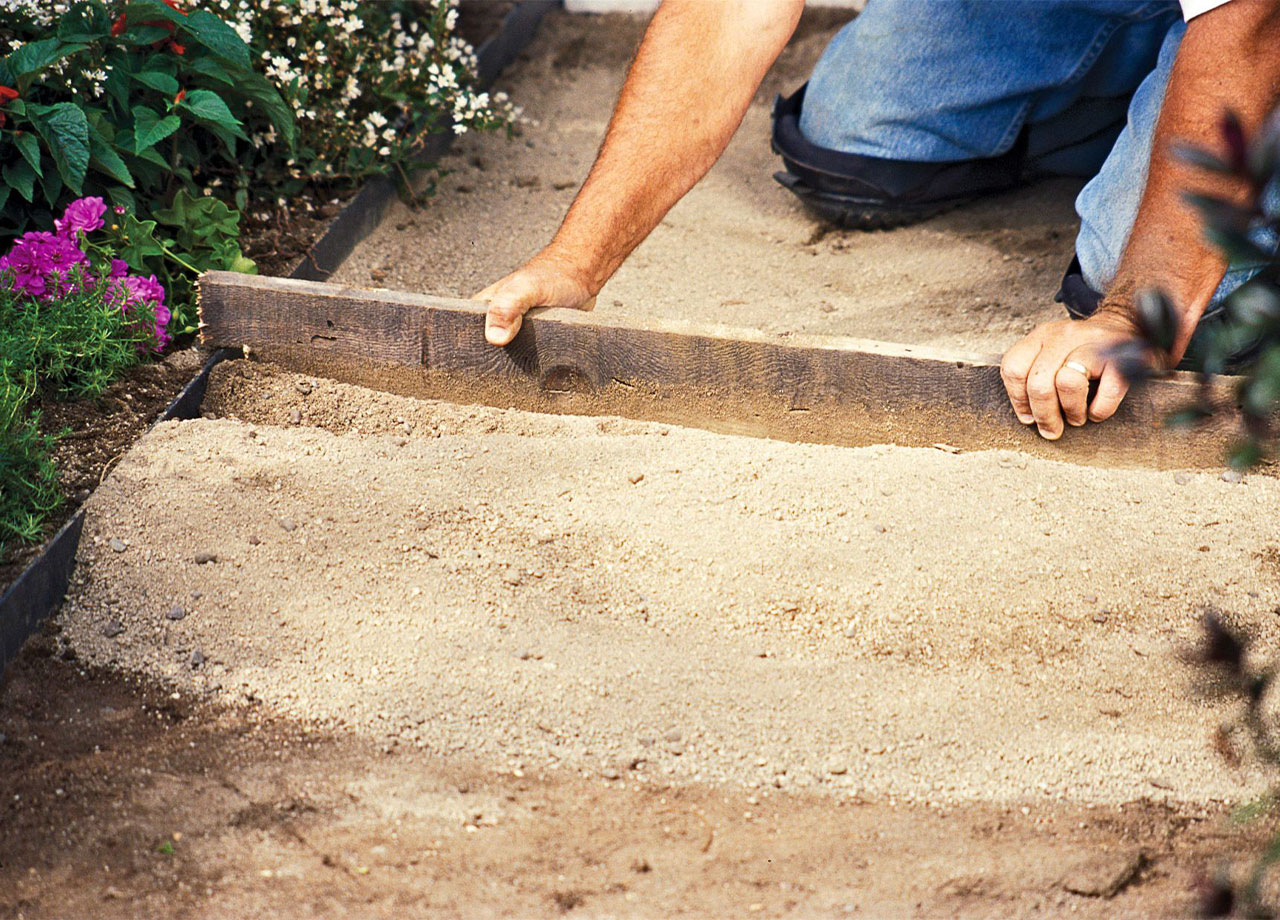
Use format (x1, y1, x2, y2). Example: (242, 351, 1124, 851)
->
(1025, 350, 1068, 440)
(1000, 336, 1040, 425)
(1088, 363, 1130, 422)
(1054, 352, 1096, 429)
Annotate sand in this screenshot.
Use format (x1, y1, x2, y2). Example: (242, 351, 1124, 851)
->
(57, 360, 1280, 812)
(334, 10, 1079, 355)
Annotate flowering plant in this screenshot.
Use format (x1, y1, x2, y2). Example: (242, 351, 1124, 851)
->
(0, 195, 164, 553)
(221, 0, 516, 205)
(2, 195, 170, 350)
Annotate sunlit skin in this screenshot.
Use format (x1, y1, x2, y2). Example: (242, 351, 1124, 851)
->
(475, 0, 1280, 439)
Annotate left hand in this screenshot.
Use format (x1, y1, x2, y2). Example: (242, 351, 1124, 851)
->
(999, 313, 1142, 440)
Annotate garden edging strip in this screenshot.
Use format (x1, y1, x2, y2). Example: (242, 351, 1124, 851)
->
(0, 0, 557, 677)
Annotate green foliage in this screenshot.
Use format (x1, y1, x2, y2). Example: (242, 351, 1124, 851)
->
(1, 1, 515, 338)
(0, 0, 287, 332)
(0, 264, 155, 554)
(0, 381, 61, 553)
(1128, 111, 1280, 466)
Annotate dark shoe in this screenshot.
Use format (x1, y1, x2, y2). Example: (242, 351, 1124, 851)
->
(771, 84, 1028, 231)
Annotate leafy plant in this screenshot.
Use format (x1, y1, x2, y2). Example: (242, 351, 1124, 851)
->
(0, 196, 161, 555)
(0, 0, 291, 333)
(1121, 110, 1280, 468)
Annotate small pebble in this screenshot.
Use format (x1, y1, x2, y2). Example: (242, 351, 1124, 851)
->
(189, 649, 205, 669)
(601, 767, 621, 781)
(843, 622, 857, 638)
(1173, 472, 1191, 485)
(248, 535, 261, 546)
(279, 518, 297, 532)
(194, 552, 217, 565)
(167, 605, 187, 621)
(109, 538, 127, 553)
(517, 650, 542, 661)
(101, 619, 124, 639)
(289, 409, 302, 425)
(296, 381, 312, 395)
(628, 473, 645, 485)
(827, 761, 849, 776)
(1221, 469, 1244, 484)
(873, 524, 886, 534)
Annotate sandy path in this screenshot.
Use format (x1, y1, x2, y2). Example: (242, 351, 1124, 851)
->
(334, 10, 1079, 354)
(59, 361, 1280, 812)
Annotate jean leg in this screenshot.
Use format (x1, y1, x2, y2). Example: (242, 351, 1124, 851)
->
(799, 0, 1179, 164)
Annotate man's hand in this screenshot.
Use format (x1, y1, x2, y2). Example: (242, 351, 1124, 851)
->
(472, 254, 597, 346)
(999, 313, 1142, 440)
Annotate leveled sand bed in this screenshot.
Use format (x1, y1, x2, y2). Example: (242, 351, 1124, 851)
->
(58, 361, 1280, 811)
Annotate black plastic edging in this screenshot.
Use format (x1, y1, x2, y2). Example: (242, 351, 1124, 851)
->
(0, 0, 557, 676)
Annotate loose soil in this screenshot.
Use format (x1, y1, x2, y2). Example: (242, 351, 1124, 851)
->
(335, 9, 1077, 355)
(5, 10, 1279, 918)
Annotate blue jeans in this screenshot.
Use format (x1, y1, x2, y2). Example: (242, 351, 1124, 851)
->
(799, 0, 1259, 311)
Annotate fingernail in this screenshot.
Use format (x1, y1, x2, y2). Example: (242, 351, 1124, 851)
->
(485, 322, 506, 346)
(1037, 426, 1061, 441)
(1017, 413, 1034, 425)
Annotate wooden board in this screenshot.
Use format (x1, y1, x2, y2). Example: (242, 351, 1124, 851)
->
(198, 270, 1242, 469)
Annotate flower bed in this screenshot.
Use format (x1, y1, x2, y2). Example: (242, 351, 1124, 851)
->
(0, 0, 520, 578)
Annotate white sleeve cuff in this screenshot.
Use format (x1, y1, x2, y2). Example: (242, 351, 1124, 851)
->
(1179, 0, 1233, 21)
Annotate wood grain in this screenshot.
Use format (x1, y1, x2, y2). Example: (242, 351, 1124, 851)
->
(198, 271, 1242, 468)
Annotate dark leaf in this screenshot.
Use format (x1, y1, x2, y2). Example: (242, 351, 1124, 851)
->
(1226, 281, 1280, 327)
(180, 10, 252, 69)
(1164, 406, 1213, 429)
(1172, 142, 1234, 176)
(1107, 339, 1156, 385)
(1221, 110, 1247, 174)
(1135, 288, 1180, 353)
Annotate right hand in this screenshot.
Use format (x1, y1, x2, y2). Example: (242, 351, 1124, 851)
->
(472, 255, 597, 346)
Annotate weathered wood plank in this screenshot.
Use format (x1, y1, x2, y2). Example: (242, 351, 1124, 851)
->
(198, 270, 1242, 468)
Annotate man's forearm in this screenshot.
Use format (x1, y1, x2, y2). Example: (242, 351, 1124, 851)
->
(541, 0, 803, 293)
(1101, 1, 1280, 359)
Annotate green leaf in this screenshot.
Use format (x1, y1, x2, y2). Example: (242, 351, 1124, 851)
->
(132, 70, 180, 96)
(3, 160, 36, 202)
(225, 64, 296, 146)
(178, 89, 246, 137)
(14, 133, 42, 177)
(181, 10, 252, 68)
(0, 183, 10, 214)
(123, 0, 184, 26)
(32, 102, 90, 194)
(6, 39, 87, 80)
(184, 55, 234, 86)
(107, 185, 136, 215)
(89, 132, 135, 188)
(132, 106, 181, 153)
(121, 25, 174, 45)
(58, 2, 113, 42)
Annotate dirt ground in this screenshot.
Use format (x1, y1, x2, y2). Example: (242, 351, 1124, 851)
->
(335, 9, 1078, 355)
(5, 10, 1280, 920)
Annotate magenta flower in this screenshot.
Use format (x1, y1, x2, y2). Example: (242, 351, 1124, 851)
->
(116, 273, 172, 350)
(108, 259, 129, 279)
(54, 196, 107, 238)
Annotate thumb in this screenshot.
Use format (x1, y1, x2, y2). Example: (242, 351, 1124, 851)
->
(481, 287, 530, 346)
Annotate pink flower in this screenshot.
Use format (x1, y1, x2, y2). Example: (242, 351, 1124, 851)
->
(116, 273, 172, 350)
(54, 196, 107, 238)
(108, 259, 129, 279)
